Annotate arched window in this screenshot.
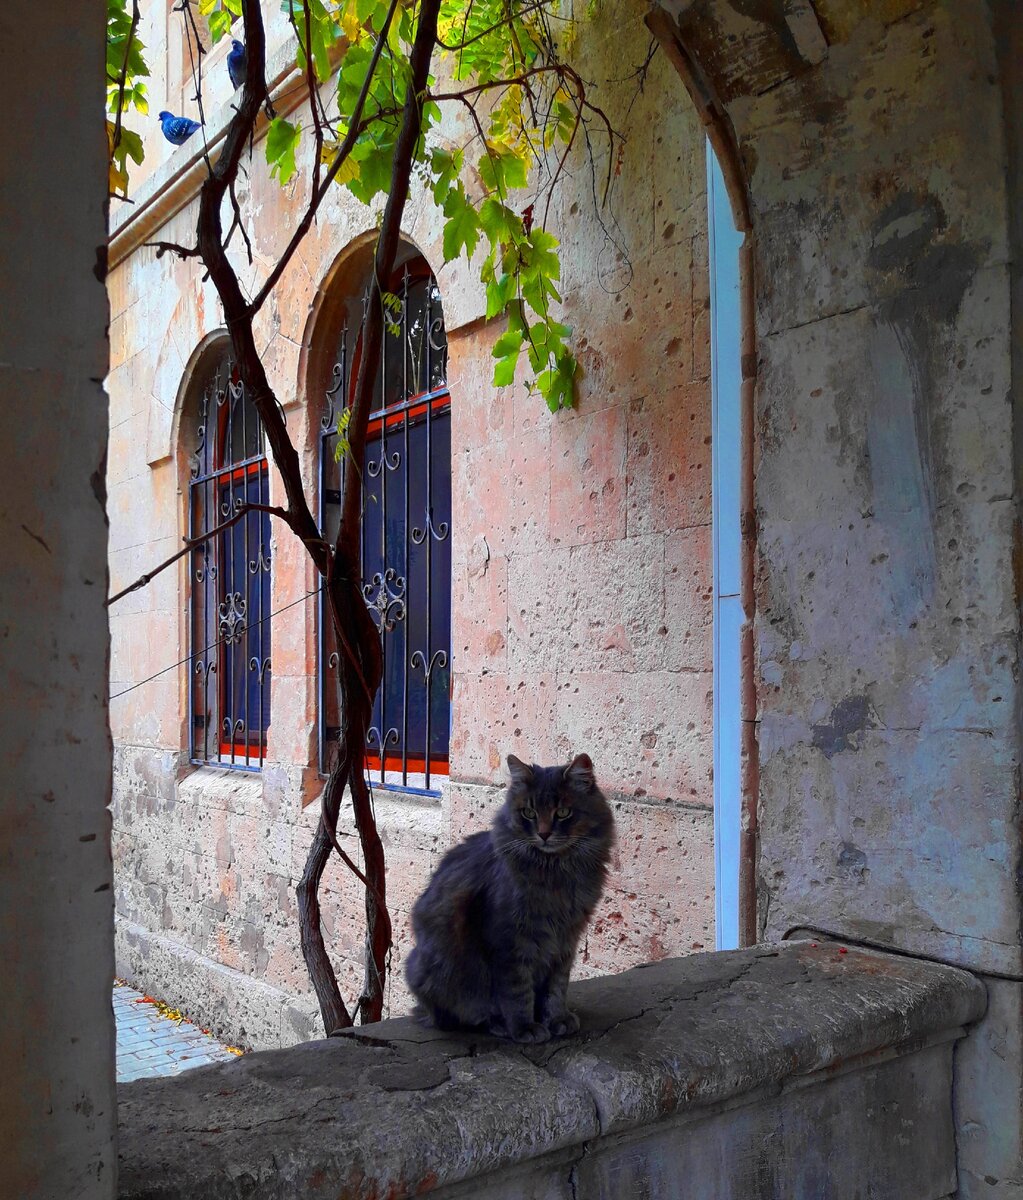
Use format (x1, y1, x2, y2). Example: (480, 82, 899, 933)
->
(188, 350, 271, 770)
(319, 253, 451, 793)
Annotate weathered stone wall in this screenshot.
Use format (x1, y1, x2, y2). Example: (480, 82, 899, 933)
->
(107, 3, 716, 1047)
(116, 942, 986, 1200)
(655, 0, 1021, 978)
(0, 1, 116, 1195)
(650, 1, 1022, 1194)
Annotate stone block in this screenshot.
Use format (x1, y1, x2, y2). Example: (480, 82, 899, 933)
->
(664, 525, 713, 671)
(955, 975, 1023, 1197)
(507, 535, 667, 676)
(264, 674, 317, 768)
(444, 779, 502, 845)
(626, 385, 711, 537)
(450, 671, 561, 783)
(742, 6, 1009, 338)
(447, 328, 515, 445)
(556, 670, 713, 804)
(117, 916, 298, 1051)
(452, 549, 508, 675)
(549, 403, 628, 547)
(760, 729, 1020, 973)
(562, 243, 703, 406)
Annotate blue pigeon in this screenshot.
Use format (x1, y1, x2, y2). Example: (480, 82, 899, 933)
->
(227, 39, 246, 90)
(158, 111, 201, 145)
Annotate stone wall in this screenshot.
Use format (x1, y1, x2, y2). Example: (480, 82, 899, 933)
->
(649, 1, 1023, 1194)
(116, 942, 986, 1200)
(0, 1, 116, 1196)
(107, 3, 716, 1046)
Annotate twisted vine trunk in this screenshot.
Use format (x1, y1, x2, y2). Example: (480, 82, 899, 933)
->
(189, 0, 444, 1034)
(295, 0, 443, 1031)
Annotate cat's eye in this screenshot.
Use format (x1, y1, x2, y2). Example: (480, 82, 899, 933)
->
(555, 806, 572, 820)
(521, 806, 537, 821)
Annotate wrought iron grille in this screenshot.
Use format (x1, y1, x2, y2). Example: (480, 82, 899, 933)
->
(188, 356, 271, 771)
(319, 260, 451, 794)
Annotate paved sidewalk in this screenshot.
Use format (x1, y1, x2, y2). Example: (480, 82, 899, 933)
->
(114, 983, 240, 1082)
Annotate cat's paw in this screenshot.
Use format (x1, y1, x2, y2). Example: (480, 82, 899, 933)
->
(511, 1021, 551, 1044)
(547, 1011, 580, 1038)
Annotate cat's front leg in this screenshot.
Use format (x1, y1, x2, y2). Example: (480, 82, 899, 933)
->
(491, 960, 550, 1043)
(537, 957, 579, 1038)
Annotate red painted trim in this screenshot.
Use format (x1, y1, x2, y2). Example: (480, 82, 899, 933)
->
(219, 740, 267, 758)
(365, 752, 449, 776)
(367, 391, 450, 437)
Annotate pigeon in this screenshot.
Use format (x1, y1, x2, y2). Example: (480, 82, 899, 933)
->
(227, 39, 246, 91)
(158, 111, 202, 145)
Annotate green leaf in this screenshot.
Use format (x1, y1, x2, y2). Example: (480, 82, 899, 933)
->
(442, 190, 481, 262)
(478, 197, 523, 245)
(527, 228, 561, 279)
(346, 139, 394, 203)
(266, 117, 302, 184)
(209, 9, 232, 42)
(119, 127, 145, 166)
(479, 141, 529, 196)
(429, 146, 462, 206)
(492, 331, 523, 360)
(485, 272, 516, 320)
(493, 351, 519, 388)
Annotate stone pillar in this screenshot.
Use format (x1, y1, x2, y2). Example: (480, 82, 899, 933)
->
(649, 0, 1022, 1194)
(0, 1, 116, 1196)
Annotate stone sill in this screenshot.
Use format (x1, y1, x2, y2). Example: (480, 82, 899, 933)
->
(117, 941, 986, 1199)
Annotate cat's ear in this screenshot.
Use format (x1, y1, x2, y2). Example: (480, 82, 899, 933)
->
(564, 753, 595, 792)
(506, 755, 534, 786)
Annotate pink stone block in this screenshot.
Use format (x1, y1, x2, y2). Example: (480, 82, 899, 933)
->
(609, 800, 715, 914)
(664, 526, 713, 672)
(557, 670, 713, 805)
(453, 445, 511, 561)
(447, 329, 515, 445)
(450, 671, 560, 784)
(506, 536, 667, 676)
(506, 546, 578, 676)
(444, 780, 500, 845)
(626, 384, 711, 536)
(452, 549, 508, 674)
(550, 404, 627, 547)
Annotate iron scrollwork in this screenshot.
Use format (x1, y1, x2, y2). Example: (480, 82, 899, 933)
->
(363, 568, 406, 633)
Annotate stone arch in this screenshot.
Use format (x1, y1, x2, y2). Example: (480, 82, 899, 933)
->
(298, 229, 435, 423)
(169, 328, 233, 475)
(640, 0, 1020, 973)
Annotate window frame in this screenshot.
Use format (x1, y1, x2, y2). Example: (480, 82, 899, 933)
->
(187, 354, 272, 772)
(318, 256, 452, 796)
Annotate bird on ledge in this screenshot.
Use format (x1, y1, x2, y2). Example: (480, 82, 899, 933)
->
(227, 39, 246, 90)
(157, 111, 201, 145)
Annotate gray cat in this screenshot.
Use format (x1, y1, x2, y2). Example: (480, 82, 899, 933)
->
(405, 753, 615, 1043)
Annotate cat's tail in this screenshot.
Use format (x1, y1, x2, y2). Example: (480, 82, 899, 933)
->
(411, 1003, 434, 1029)
(412, 1002, 465, 1032)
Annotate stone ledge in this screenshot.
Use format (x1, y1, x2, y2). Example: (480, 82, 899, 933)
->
(117, 941, 986, 1199)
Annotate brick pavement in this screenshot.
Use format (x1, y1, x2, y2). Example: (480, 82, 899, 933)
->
(114, 983, 239, 1082)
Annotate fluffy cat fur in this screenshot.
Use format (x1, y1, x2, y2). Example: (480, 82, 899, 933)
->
(405, 752, 615, 1043)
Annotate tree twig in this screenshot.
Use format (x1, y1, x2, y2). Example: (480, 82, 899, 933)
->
(106, 502, 292, 607)
(110, 0, 141, 161)
(248, 0, 403, 316)
(145, 240, 201, 260)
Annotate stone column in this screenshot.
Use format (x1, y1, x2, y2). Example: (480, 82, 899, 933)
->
(0, 1, 116, 1196)
(649, 0, 1023, 1193)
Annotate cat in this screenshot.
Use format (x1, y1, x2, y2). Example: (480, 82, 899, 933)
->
(405, 752, 615, 1043)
